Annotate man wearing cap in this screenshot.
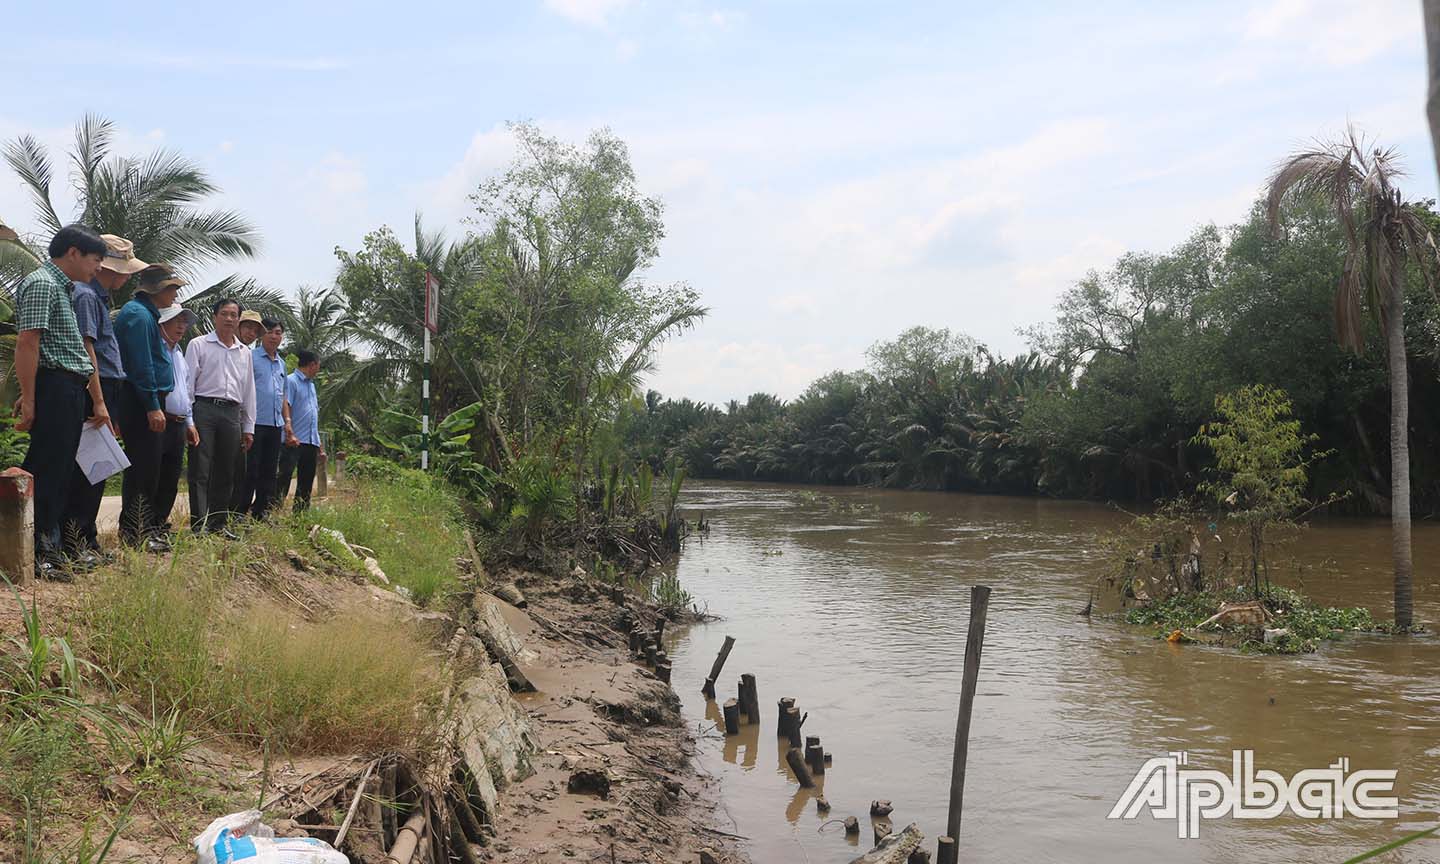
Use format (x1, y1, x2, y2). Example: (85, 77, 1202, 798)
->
(153, 304, 200, 534)
(227, 309, 267, 515)
(114, 264, 183, 550)
(186, 298, 255, 537)
(14, 225, 107, 578)
(61, 234, 147, 563)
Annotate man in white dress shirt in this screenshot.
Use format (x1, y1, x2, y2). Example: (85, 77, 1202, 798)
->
(185, 298, 255, 536)
(154, 304, 199, 535)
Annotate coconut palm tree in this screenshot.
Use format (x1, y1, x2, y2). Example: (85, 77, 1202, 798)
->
(3, 114, 261, 306)
(1266, 128, 1440, 629)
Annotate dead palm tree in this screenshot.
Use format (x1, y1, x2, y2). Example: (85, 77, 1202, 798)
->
(1266, 128, 1440, 629)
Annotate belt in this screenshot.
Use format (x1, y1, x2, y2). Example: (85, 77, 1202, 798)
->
(166, 413, 188, 424)
(39, 367, 89, 385)
(196, 396, 239, 407)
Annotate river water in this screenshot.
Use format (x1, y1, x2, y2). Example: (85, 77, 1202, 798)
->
(662, 481, 1440, 863)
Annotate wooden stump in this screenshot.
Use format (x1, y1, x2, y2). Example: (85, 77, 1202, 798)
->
(936, 836, 955, 864)
(806, 743, 825, 775)
(785, 747, 815, 788)
(843, 817, 860, 836)
(874, 821, 893, 847)
(656, 661, 672, 684)
(739, 673, 760, 724)
(777, 698, 796, 737)
(786, 708, 803, 749)
(701, 635, 735, 699)
(723, 699, 740, 735)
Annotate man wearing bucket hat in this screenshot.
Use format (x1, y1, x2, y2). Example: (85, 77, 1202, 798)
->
(153, 304, 200, 535)
(61, 233, 148, 563)
(237, 309, 264, 347)
(114, 264, 184, 551)
(227, 309, 267, 515)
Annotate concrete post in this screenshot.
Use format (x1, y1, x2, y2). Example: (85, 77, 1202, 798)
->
(335, 452, 347, 482)
(0, 467, 35, 585)
(316, 450, 329, 498)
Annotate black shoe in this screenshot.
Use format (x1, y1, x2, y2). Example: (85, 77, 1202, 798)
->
(34, 557, 74, 583)
(69, 550, 101, 572)
(144, 536, 172, 554)
(217, 528, 241, 542)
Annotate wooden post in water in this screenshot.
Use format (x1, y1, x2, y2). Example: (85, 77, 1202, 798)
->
(785, 747, 815, 788)
(874, 821, 893, 847)
(937, 585, 991, 864)
(786, 708, 804, 749)
(656, 661, 672, 684)
(701, 636, 735, 699)
(805, 734, 825, 775)
(723, 699, 741, 735)
(777, 698, 796, 737)
(739, 673, 760, 724)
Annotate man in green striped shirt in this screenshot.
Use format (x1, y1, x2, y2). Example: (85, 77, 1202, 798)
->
(14, 225, 107, 578)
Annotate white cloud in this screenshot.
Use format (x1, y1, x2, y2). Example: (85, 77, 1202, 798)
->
(314, 152, 367, 198)
(543, 0, 633, 27)
(415, 124, 518, 229)
(645, 337, 855, 403)
(1242, 0, 1417, 66)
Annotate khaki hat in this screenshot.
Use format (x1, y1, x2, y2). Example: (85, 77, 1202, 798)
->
(239, 310, 264, 326)
(157, 304, 197, 329)
(0, 220, 18, 243)
(135, 263, 187, 294)
(99, 234, 149, 275)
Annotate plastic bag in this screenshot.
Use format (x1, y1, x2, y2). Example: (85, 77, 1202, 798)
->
(194, 810, 349, 864)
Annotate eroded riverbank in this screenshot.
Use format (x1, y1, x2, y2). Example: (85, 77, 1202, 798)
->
(664, 481, 1440, 863)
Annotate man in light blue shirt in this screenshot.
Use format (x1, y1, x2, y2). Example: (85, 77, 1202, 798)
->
(235, 317, 292, 518)
(277, 350, 323, 512)
(154, 304, 199, 533)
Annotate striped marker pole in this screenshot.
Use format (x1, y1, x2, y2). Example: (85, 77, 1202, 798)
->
(422, 270, 439, 471)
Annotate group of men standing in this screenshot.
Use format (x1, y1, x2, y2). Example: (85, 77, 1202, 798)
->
(12, 224, 324, 579)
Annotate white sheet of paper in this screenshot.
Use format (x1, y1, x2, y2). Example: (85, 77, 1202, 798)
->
(75, 422, 130, 485)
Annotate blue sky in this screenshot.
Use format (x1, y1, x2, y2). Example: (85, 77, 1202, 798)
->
(1, 0, 1432, 403)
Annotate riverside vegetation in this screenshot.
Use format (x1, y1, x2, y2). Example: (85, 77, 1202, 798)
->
(0, 455, 718, 863)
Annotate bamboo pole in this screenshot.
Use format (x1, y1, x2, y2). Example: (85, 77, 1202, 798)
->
(385, 811, 426, 864)
(937, 585, 991, 864)
(334, 759, 377, 850)
(701, 635, 735, 698)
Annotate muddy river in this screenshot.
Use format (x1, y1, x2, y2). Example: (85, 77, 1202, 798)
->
(663, 481, 1440, 863)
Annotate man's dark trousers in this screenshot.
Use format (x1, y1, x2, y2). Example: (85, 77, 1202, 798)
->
(62, 376, 122, 552)
(116, 383, 167, 544)
(239, 424, 283, 518)
(153, 417, 188, 535)
(276, 443, 318, 512)
(22, 368, 86, 558)
(189, 398, 241, 532)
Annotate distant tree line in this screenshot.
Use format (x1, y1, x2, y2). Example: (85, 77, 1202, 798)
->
(621, 195, 1440, 516)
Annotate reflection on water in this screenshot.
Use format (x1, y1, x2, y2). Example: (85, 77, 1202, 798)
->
(664, 481, 1440, 863)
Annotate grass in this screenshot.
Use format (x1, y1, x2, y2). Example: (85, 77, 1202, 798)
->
(82, 542, 442, 754)
(1124, 584, 1381, 654)
(304, 471, 466, 606)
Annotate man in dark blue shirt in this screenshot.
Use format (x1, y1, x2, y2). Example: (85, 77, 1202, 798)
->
(114, 264, 183, 550)
(62, 234, 148, 563)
